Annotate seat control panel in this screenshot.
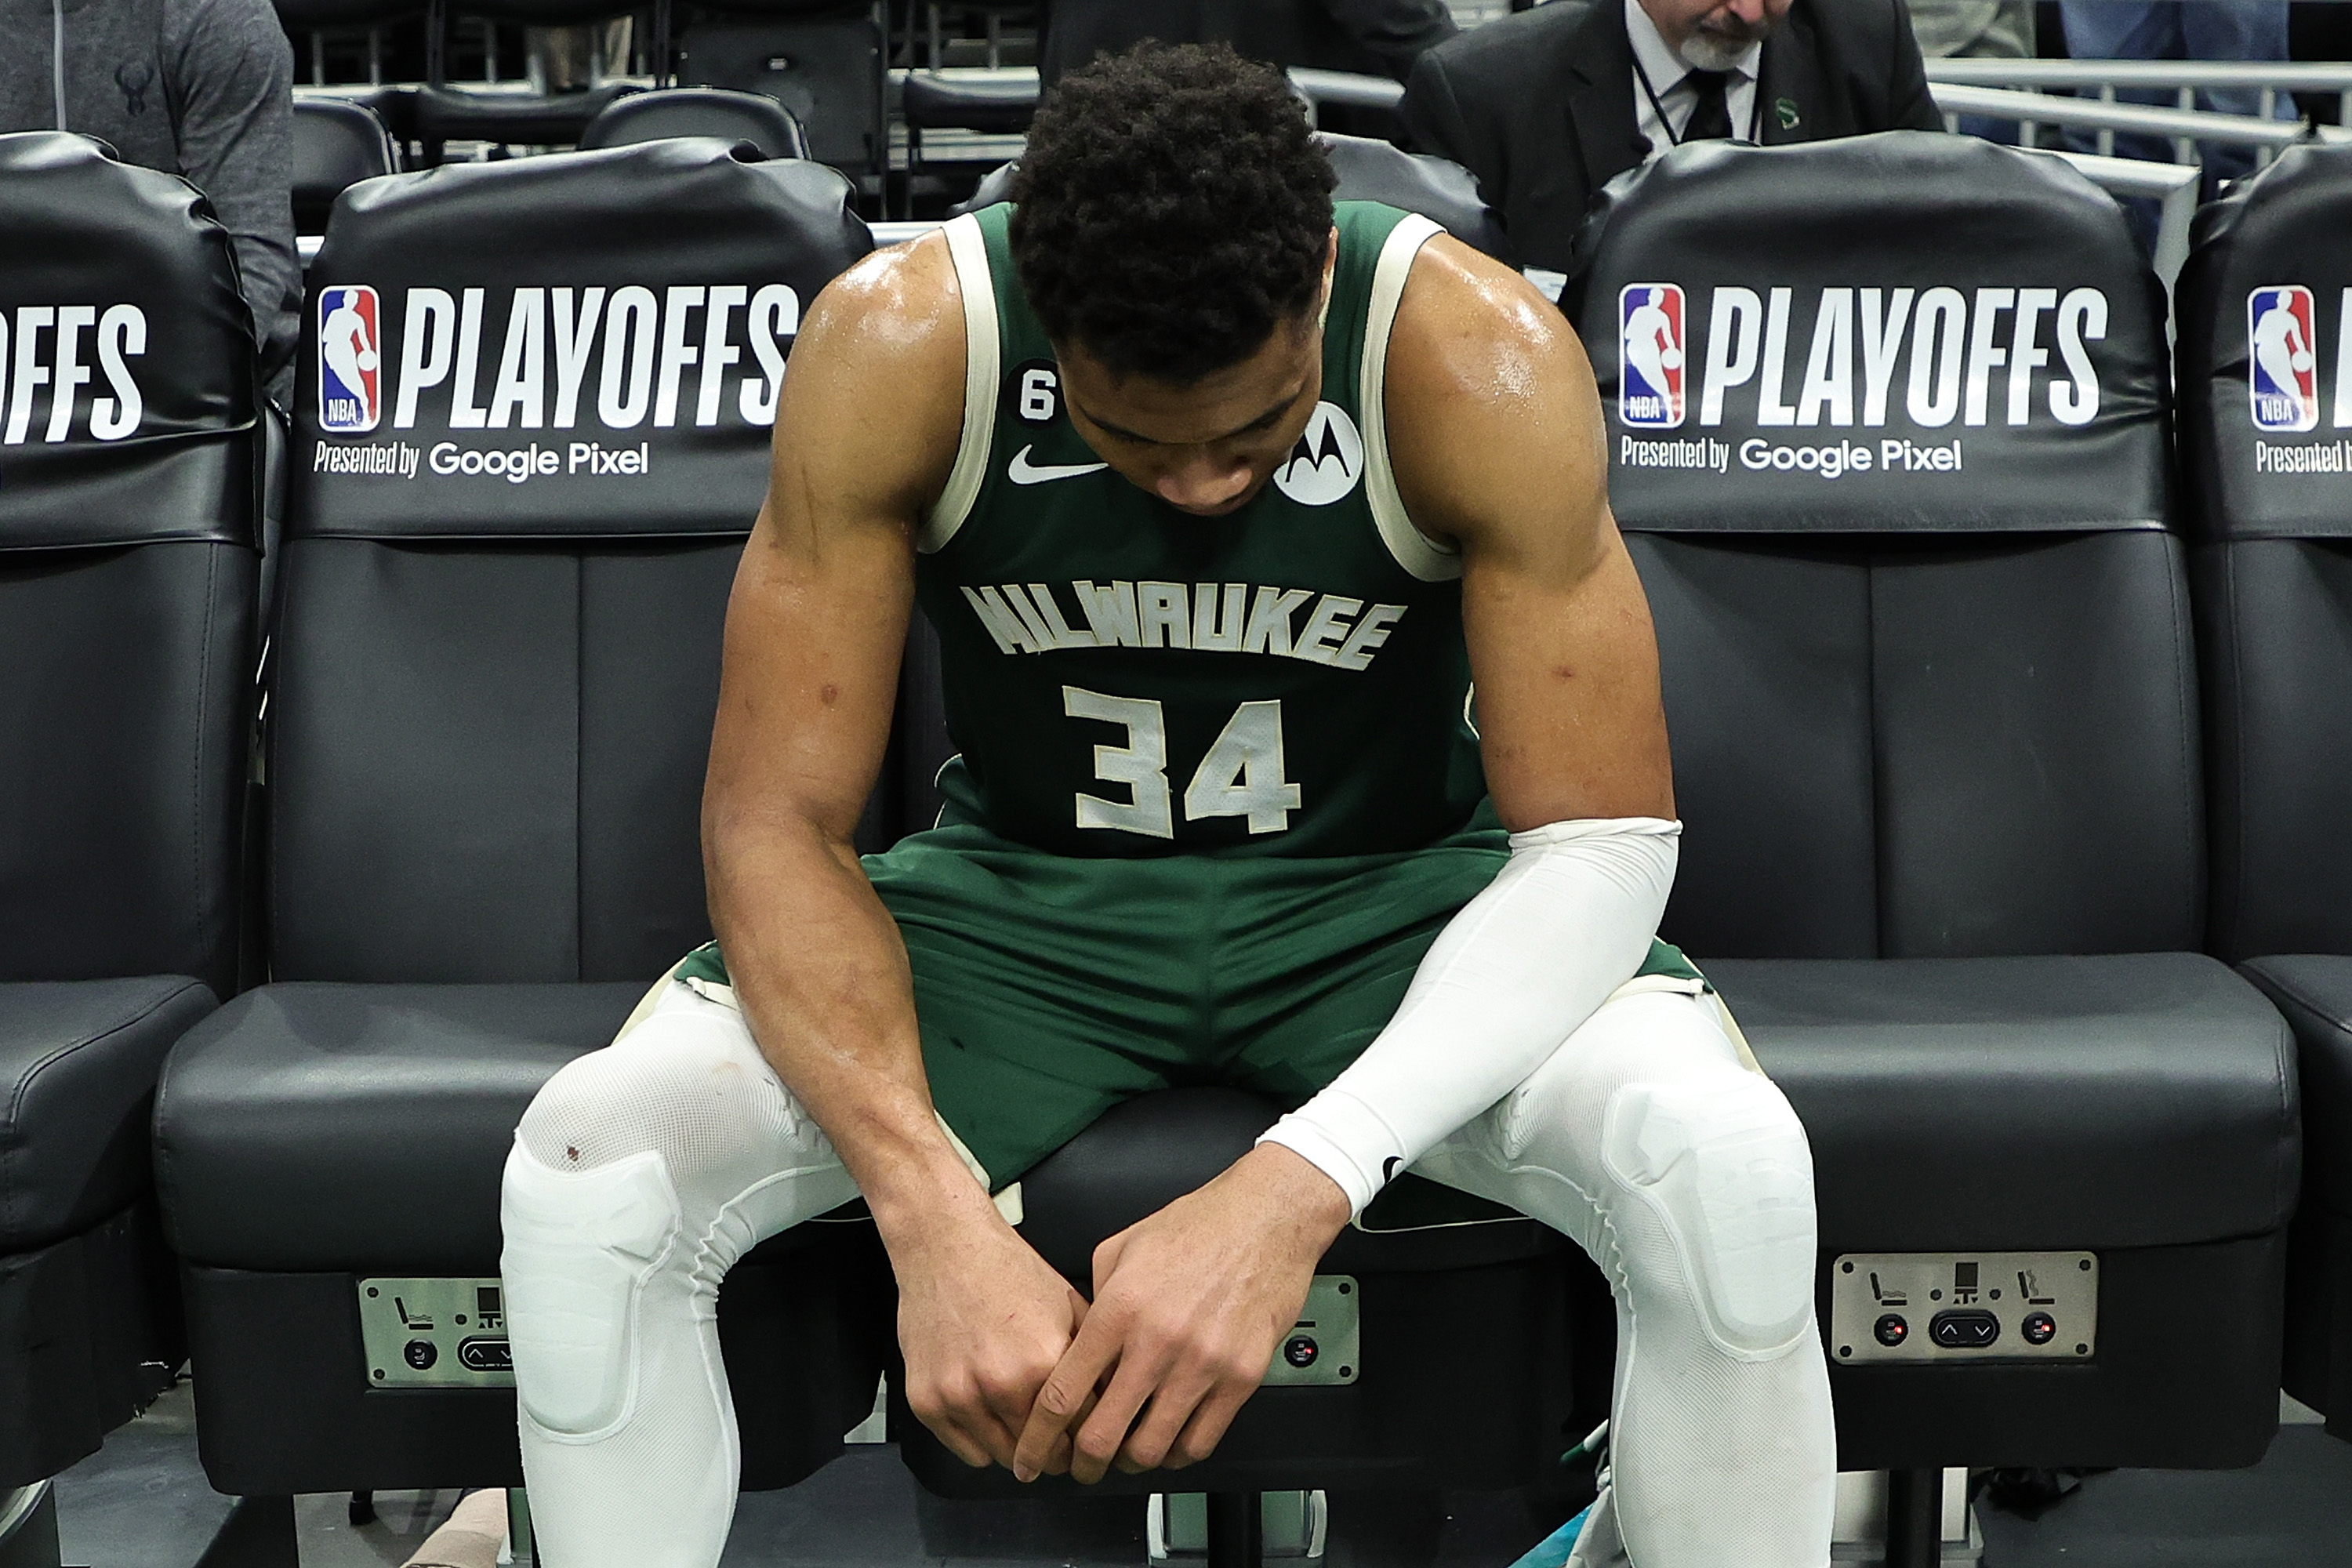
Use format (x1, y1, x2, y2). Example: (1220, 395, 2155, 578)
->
(1260, 1276, 1359, 1387)
(1828, 1252, 2097, 1364)
(358, 1278, 513, 1389)
(358, 1272, 1357, 1390)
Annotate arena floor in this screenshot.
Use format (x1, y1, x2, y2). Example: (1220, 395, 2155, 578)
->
(46, 1382, 2352, 1567)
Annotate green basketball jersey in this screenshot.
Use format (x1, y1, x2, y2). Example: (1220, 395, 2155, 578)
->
(915, 201, 1486, 859)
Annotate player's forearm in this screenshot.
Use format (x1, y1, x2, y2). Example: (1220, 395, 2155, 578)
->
(707, 811, 995, 1240)
(1258, 818, 1679, 1214)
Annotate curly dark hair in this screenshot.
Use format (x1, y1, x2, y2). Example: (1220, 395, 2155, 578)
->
(1008, 42, 1338, 384)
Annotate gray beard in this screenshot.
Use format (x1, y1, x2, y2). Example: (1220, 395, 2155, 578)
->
(1679, 30, 1755, 71)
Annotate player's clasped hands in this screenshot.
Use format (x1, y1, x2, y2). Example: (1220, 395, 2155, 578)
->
(898, 1144, 1348, 1483)
(1010, 1144, 1352, 1485)
(895, 1215, 1094, 1475)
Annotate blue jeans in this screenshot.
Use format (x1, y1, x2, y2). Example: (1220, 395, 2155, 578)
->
(2059, 0, 2295, 182)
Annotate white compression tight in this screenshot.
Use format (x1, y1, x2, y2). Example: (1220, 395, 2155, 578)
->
(501, 978, 1832, 1568)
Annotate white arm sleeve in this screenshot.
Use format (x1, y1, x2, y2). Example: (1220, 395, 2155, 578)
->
(1257, 816, 1681, 1216)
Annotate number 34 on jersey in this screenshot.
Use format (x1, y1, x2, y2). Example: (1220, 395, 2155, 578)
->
(1064, 686, 1300, 839)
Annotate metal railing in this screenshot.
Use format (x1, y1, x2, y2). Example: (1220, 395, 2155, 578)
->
(1929, 81, 2352, 167)
(1926, 57, 2352, 134)
(1287, 67, 1408, 119)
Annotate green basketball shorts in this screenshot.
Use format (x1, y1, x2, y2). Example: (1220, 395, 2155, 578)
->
(679, 808, 1702, 1192)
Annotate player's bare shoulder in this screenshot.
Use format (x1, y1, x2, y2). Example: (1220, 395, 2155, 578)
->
(800, 230, 963, 361)
(768, 230, 968, 521)
(1381, 234, 1610, 553)
(1385, 235, 1602, 437)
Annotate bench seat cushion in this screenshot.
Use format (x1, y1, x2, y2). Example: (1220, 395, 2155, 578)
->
(1715, 953, 2299, 1251)
(2241, 956, 2352, 1217)
(2, 978, 216, 1254)
(155, 982, 643, 1274)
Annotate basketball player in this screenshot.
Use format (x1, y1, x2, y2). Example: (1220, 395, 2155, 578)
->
(499, 43, 1833, 1568)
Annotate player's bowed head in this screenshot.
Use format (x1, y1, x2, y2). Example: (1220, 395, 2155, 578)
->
(1007, 43, 1341, 518)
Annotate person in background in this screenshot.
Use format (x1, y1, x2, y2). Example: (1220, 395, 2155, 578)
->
(0, 0, 299, 406)
(1040, 0, 1459, 85)
(1403, 0, 1942, 278)
(2058, 0, 2297, 187)
(1909, 0, 2034, 140)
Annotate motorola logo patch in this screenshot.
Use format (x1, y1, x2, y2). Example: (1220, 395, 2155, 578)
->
(1272, 401, 1363, 506)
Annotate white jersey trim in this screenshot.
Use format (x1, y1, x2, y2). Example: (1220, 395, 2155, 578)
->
(920, 213, 1000, 554)
(1360, 213, 1461, 583)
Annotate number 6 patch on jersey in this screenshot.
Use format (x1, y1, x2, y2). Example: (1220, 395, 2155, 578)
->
(1007, 358, 1061, 426)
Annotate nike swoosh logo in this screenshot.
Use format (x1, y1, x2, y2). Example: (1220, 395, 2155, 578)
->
(1008, 445, 1109, 485)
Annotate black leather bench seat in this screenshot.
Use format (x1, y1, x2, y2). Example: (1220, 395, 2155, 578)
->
(898, 1088, 1578, 1500)
(1, 131, 260, 1486)
(1, 978, 216, 1486)
(2239, 957, 2352, 1429)
(155, 983, 644, 1275)
(1720, 954, 2299, 1252)
(1719, 952, 2297, 1468)
(2244, 957, 2352, 1221)
(154, 980, 887, 1496)
(150, 141, 887, 1500)
(1567, 132, 2294, 1475)
(2176, 144, 2352, 1435)
(902, 70, 1039, 134)
(2, 979, 217, 1255)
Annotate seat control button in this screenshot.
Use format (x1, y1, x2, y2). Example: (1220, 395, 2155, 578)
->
(1929, 1309, 2001, 1349)
(2020, 1312, 2057, 1346)
(1874, 1314, 1909, 1347)
(403, 1339, 438, 1370)
(1283, 1336, 1319, 1369)
(459, 1338, 513, 1372)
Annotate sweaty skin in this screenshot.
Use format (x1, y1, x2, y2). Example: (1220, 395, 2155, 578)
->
(702, 223, 1672, 1486)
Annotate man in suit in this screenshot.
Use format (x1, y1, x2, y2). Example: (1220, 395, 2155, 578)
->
(1041, 0, 1459, 84)
(1404, 0, 1943, 274)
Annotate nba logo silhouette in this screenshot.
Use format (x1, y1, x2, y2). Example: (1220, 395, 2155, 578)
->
(1619, 284, 1686, 429)
(318, 285, 382, 433)
(2248, 285, 2318, 434)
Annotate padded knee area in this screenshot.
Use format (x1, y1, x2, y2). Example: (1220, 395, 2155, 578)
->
(502, 1145, 681, 1436)
(514, 1000, 807, 1186)
(1602, 1073, 1817, 1354)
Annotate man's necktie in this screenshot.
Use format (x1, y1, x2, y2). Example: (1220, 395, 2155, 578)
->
(1681, 69, 1733, 142)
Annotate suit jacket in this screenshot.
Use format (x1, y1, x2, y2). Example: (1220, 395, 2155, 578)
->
(1040, 0, 1458, 84)
(1403, 0, 1943, 272)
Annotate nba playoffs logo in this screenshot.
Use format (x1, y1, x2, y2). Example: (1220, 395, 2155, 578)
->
(317, 285, 382, 433)
(1619, 284, 1686, 430)
(2248, 285, 2318, 434)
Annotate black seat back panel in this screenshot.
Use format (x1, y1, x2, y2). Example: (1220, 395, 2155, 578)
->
(1641, 531, 2201, 960)
(2, 546, 254, 988)
(2199, 538, 2352, 957)
(1635, 538, 1878, 959)
(272, 540, 739, 982)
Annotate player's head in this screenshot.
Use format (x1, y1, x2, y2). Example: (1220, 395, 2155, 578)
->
(1010, 42, 1338, 517)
